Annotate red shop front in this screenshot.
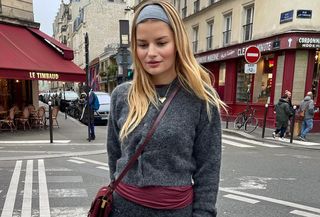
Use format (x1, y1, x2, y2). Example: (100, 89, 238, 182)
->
(196, 32, 320, 132)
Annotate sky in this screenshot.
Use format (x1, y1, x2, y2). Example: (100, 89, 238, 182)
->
(33, 0, 61, 36)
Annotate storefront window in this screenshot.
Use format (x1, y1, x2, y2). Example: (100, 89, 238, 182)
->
(236, 60, 253, 103)
(219, 62, 226, 86)
(254, 55, 273, 104)
(313, 51, 320, 103)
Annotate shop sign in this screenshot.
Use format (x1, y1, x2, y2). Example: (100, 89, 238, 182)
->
(280, 10, 294, 24)
(297, 10, 312, 19)
(297, 37, 320, 48)
(29, 72, 60, 80)
(244, 64, 257, 74)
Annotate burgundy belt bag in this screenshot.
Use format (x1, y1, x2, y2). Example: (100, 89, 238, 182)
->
(87, 86, 180, 217)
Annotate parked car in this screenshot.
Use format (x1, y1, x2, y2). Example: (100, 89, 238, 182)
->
(58, 91, 79, 112)
(94, 91, 111, 124)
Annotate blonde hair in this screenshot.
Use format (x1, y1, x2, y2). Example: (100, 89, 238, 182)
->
(119, 0, 227, 141)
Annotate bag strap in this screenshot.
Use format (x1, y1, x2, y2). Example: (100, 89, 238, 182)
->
(111, 85, 180, 190)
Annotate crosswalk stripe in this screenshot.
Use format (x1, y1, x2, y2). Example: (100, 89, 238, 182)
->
(67, 159, 85, 164)
(21, 160, 33, 217)
(38, 159, 51, 217)
(96, 166, 109, 171)
(290, 210, 320, 217)
(71, 157, 108, 167)
(50, 207, 89, 216)
(48, 189, 88, 198)
(223, 135, 283, 147)
(1, 160, 22, 217)
(222, 139, 254, 148)
(223, 194, 260, 204)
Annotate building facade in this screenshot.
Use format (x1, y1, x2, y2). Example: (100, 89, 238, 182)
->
(53, 0, 130, 92)
(134, 0, 320, 131)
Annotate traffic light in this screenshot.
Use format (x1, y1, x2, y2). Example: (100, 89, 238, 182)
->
(127, 69, 133, 80)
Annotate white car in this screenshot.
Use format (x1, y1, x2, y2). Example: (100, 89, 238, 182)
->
(94, 91, 111, 124)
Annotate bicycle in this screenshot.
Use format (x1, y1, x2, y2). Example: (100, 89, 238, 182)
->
(233, 104, 258, 133)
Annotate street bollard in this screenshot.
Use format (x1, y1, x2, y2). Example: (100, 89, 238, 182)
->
(262, 103, 269, 138)
(290, 106, 297, 144)
(48, 100, 53, 143)
(226, 115, 229, 129)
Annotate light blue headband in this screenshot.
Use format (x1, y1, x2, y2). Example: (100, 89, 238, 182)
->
(136, 4, 171, 26)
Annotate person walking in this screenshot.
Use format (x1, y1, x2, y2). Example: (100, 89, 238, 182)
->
(273, 94, 293, 140)
(106, 1, 226, 217)
(82, 88, 99, 140)
(298, 91, 316, 141)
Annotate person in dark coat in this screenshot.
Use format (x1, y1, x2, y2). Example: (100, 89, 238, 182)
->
(273, 94, 293, 140)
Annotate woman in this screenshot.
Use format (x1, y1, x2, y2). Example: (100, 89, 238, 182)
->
(107, 1, 226, 216)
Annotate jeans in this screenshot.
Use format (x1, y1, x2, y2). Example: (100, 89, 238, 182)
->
(300, 119, 313, 138)
(275, 127, 287, 138)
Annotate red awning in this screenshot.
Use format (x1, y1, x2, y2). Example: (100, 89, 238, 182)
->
(0, 23, 85, 82)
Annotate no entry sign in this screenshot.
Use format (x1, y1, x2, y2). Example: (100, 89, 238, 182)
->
(245, 46, 261, 64)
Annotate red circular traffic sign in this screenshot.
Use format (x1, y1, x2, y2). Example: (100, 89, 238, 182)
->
(245, 46, 261, 64)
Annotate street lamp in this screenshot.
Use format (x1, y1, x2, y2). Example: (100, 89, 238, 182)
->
(62, 82, 67, 119)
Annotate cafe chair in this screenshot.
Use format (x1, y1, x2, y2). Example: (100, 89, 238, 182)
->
(30, 106, 46, 129)
(0, 107, 16, 132)
(15, 107, 31, 131)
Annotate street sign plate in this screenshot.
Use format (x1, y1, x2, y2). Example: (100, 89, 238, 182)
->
(245, 46, 261, 64)
(244, 64, 257, 74)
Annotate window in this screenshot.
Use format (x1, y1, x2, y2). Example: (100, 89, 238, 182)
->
(192, 26, 199, 53)
(194, 0, 200, 13)
(182, 0, 187, 18)
(206, 21, 214, 50)
(236, 60, 253, 102)
(223, 13, 232, 46)
(243, 6, 254, 41)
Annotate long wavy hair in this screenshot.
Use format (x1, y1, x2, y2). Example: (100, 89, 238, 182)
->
(119, 0, 227, 141)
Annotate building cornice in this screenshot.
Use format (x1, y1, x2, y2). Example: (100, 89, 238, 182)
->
(0, 15, 40, 29)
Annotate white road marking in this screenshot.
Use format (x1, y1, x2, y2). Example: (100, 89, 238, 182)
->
(222, 139, 254, 148)
(96, 166, 109, 171)
(223, 194, 260, 204)
(290, 210, 320, 217)
(48, 189, 88, 198)
(223, 135, 283, 147)
(38, 159, 51, 217)
(50, 207, 89, 217)
(0, 160, 22, 217)
(0, 140, 70, 144)
(67, 159, 85, 164)
(21, 160, 33, 217)
(220, 188, 320, 214)
(0, 147, 3, 149)
(71, 157, 108, 167)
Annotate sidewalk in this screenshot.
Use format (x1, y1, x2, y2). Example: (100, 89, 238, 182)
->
(221, 121, 320, 150)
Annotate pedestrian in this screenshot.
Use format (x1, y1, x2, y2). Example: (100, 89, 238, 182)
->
(298, 91, 317, 141)
(82, 87, 99, 140)
(272, 94, 293, 140)
(106, 1, 226, 217)
(284, 90, 293, 137)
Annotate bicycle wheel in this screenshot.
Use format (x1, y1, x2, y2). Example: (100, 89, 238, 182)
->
(234, 114, 245, 129)
(244, 116, 258, 133)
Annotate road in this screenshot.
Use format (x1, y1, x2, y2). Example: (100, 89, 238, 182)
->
(0, 133, 320, 217)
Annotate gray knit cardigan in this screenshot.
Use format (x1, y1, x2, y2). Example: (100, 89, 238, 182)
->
(106, 81, 222, 217)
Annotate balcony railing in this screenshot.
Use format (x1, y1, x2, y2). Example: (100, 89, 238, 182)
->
(192, 41, 198, 53)
(206, 35, 213, 50)
(223, 30, 231, 46)
(182, 7, 187, 18)
(243, 23, 253, 41)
